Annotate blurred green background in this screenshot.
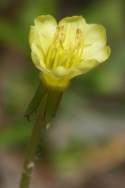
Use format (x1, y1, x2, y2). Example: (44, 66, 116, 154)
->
(0, 0, 125, 188)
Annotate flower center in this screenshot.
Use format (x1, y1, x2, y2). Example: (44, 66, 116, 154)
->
(45, 25, 83, 70)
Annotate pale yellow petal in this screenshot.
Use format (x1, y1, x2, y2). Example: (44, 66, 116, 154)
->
(29, 15, 57, 54)
(67, 60, 97, 78)
(31, 43, 46, 71)
(84, 24, 107, 47)
(78, 60, 98, 72)
(84, 45, 111, 62)
(58, 16, 86, 49)
(83, 24, 110, 62)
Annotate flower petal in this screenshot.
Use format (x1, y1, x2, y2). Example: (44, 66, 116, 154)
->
(58, 16, 86, 50)
(30, 43, 46, 71)
(84, 45, 111, 62)
(66, 60, 97, 78)
(83, 24, 110, 62)
(29, 15, 57, 54)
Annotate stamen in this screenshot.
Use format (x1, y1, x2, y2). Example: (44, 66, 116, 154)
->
(52, 51, 60, 69)
(46, 45, 56, 68)
(75, 28, 82, 48)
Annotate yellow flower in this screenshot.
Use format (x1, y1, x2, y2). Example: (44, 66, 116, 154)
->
(29, 15, 111, 90)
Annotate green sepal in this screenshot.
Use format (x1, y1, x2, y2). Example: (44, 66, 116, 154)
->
(25, 82, 46, 121)
(44, 89, 63, 125)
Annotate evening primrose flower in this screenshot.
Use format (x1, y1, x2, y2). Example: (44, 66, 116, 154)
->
(29, 15, 110, 90)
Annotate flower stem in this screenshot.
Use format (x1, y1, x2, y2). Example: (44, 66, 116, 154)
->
(19, 87, 63, 188)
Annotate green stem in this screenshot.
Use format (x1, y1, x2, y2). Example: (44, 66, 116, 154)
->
(19, 87, 63, 188)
